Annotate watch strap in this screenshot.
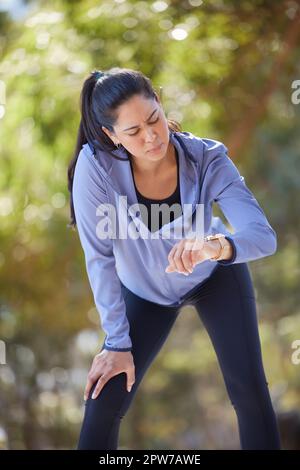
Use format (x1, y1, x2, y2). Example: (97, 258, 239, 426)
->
(204, 233, 231, 261)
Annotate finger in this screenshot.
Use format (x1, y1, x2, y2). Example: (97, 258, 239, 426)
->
(165, 264, 177, 273)
(127, 370, 136, 393)
(167, 243, 178, 264)
(91, 375, 109, 399)
(166, 243, 179, 272)
(184, 237, 197, 251)
(181, 247, 193, 273)
(173, 242, 189, 275)
(84, 377, 95, 401)
(190, 239, 206, 266)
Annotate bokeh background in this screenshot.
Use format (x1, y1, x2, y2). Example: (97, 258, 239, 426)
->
(0, 0, 300, 450)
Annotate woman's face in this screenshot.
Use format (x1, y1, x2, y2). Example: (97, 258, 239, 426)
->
(102, 94, 171, 163)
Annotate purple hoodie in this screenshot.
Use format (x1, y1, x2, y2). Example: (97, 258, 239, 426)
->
(72, 130, 277, 351)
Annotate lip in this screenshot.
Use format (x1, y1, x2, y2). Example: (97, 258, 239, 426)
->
(147, 143, 163, 153)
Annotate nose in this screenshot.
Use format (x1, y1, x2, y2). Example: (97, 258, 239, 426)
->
(144, 128, 156, 142)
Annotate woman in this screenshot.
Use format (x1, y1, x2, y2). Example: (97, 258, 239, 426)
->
(67, 67, 281, 450)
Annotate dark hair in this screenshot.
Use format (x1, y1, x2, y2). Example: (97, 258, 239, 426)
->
(67, 67, 181, 229)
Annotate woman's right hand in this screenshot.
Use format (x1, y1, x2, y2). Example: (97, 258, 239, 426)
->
(84, 349, 135, 401)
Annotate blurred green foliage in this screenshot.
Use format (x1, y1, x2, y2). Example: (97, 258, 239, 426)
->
(0, 0, 299, 450)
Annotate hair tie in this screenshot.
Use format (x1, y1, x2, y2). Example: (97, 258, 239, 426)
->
(94, 71, 105, 80)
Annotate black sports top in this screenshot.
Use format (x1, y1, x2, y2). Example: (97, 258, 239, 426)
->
(130, 148, 182, 232)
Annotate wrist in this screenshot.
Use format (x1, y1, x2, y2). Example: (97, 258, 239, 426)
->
(218, 238, 233, 260)
(206, 239, 222, 258)
(204, 233, 233, 261)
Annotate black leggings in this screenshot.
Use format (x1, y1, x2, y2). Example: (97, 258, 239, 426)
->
(77, 262, 281, 450)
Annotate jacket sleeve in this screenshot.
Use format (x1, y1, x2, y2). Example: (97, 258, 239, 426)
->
(72, 147, 132, 351)
(201, 138, 277, 265)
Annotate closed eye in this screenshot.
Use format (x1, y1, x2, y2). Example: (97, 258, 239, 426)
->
(128, 117, 159, 136)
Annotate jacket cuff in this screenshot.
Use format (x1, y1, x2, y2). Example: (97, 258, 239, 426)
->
(101, 334, 132, 351)
(100, 336, 132, 352)
(102, 344, 132, 352)
(216, 236, 237, 265)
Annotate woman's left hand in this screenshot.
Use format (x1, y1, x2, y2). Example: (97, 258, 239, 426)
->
(165, 237, 221, 275)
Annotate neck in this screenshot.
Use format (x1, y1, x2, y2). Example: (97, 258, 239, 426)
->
(130, 141, 176, 177)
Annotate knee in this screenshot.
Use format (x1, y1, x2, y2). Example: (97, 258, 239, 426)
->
(226, 376, 271, 410)
(85, 373, 135, 416)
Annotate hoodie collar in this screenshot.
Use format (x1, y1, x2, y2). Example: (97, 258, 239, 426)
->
(89, 131, 200, 237)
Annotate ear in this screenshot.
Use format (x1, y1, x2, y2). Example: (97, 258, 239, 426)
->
(154, 91, 161, 105)
(101, 126, 117, 144)
(154, 87, 163, 104)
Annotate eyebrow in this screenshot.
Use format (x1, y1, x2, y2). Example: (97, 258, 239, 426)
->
(122, 108, 158, 132)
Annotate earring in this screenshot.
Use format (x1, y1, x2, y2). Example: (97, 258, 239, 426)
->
(159, 86, 163, 100)
(116, 142, 121, 149)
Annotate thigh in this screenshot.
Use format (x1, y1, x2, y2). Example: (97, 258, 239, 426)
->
(87, 286, 179, 414)
(78, 287, 179, 449)
(117, 284, 180, 378)
(191, 263, 268, 391)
